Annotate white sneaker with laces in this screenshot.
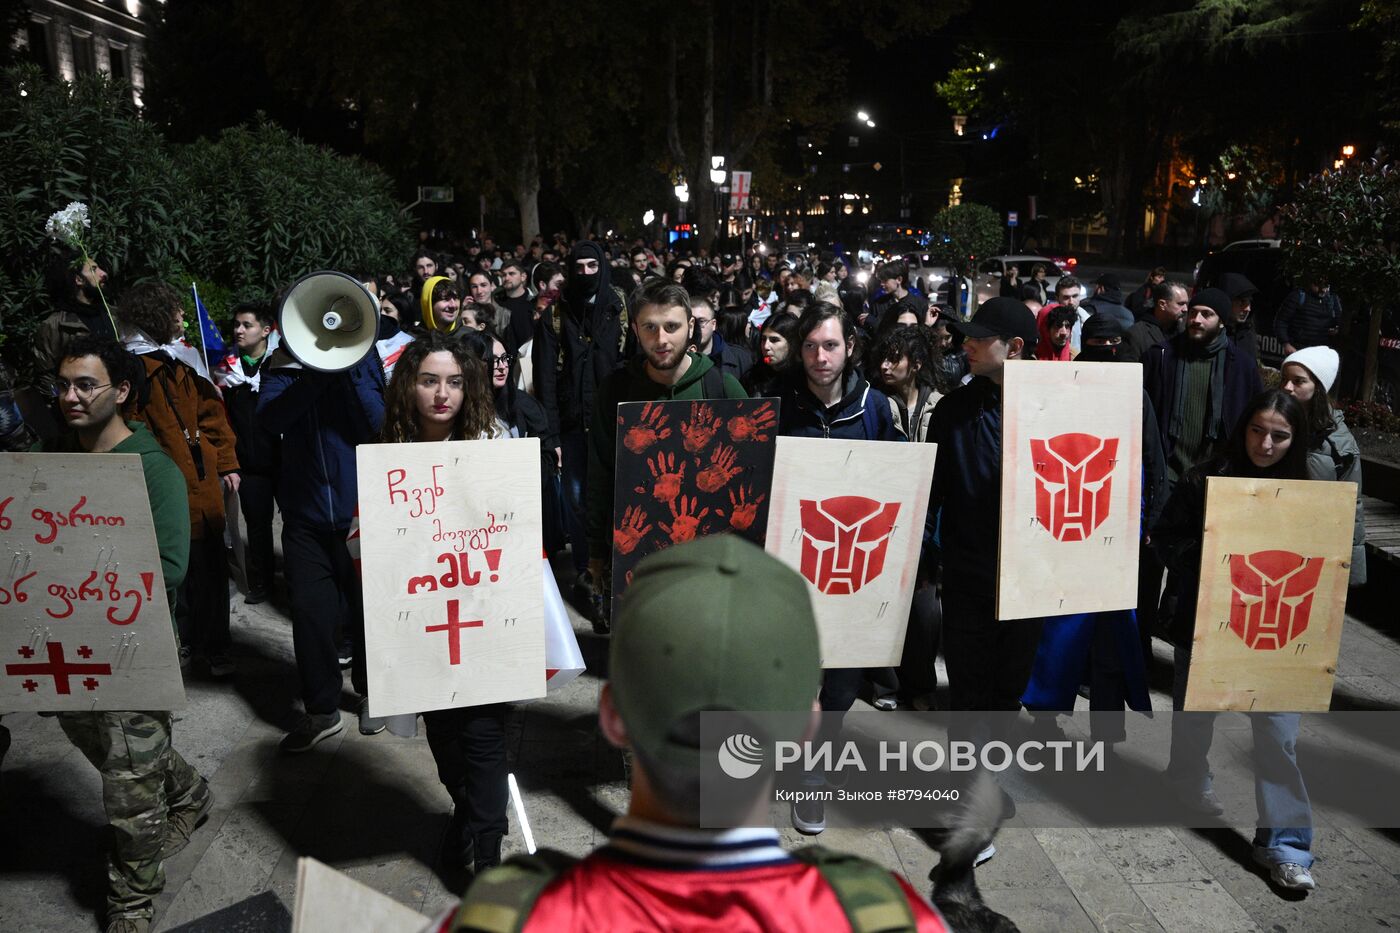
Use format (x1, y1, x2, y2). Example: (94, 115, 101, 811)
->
(1253, 849, 1316, 891)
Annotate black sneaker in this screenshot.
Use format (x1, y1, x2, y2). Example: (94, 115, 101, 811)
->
(357, 698, 386, 736)
(279, 713, 344, 753)
(792, 797, 826, 835)
(244, 589, 268, 606)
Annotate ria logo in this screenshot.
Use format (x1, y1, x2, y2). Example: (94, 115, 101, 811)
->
(718, 733, 764, 780)
(1030, 433, 1119, 542)
(797, 496, 901, 595)
(1228, 550, 1325, 650)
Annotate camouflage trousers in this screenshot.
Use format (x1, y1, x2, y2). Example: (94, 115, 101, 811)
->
(58, 710, 204, 922)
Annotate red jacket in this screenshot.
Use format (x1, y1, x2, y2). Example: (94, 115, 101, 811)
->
(433, 819, 948, 933)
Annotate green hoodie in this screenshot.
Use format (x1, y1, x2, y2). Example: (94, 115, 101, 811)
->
(586, 351, 747, 559)
(38, 421, 191, 628)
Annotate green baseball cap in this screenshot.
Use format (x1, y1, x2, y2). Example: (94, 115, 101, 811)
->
(610, 535, 822, 767)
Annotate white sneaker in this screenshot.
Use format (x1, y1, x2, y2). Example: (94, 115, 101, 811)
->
(975, 843, 996, 867)
(1254, 850, 1316, 891)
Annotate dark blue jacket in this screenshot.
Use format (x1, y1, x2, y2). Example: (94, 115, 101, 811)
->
(257, 350, 385, 531)
(777, 371, 905, 441)
(927, 377, 1002, 596)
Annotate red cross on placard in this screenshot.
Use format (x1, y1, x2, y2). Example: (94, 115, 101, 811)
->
(6, 642, 112, 695)
(424, 599, 483, 665)
(17, 645, 34, 658)
(729, 173, 751, 212)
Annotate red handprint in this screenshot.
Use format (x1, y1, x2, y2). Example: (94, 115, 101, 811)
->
(660, 495, 709, 543)
(643, 451, 686, 503)
(727, 401, 777, 443)
(696, 443, 742, 493)
(623, 402, 672, 455)
(680, 402, 720, 453)
(613, 505, 653, 555)
(718, 485, 767, 532)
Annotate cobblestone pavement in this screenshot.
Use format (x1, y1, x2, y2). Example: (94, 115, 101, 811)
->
(2, 556, 1399, 932)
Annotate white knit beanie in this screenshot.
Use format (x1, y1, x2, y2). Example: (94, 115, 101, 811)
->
(1282, 346, 1339, 393)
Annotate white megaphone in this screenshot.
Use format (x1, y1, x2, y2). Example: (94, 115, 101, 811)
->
(276, 270, 379, 372)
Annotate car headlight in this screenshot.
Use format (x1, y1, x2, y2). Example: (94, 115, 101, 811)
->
(856, 271, 870, 286)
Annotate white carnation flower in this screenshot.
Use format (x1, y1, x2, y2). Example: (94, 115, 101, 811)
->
(44, 201, 91, 246)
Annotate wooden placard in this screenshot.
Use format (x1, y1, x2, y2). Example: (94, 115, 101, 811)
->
(0, 453, 185, 712)
(998, 359, 1143, 620)
(611, 398, 779, 617)
(292, 857, 429, 933)
(1184, 476, 1356, 712)
(357, 439, 545, 717)
(764, 436, 936, 668)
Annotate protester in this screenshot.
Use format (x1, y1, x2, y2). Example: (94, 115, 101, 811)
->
(1152, 390, 1319, 893)
(419, 277, 462, 334)
(867, 259, 929, 333)
(377, 332, 512, 876)
(438, 536, 951, 931)
(535, 240, 632, 609)
(1126, 266, 1168, 318)
(1142, 287, 1265, 486)
(1025, 263, 1051, 305)
(1280, 346, 1367, 586)
(215, 301, 281, 604)
(116, 283, 240, 676)
(869, 324, 944, 711)
(493, 259, 531, 344)
(1120, 281, 1188, 364)
(34, 244, 115, 400)
(39, 336, 210, 933)
(742, 311, 800, 397)
(1220, 272, 1261, 364)
(777, 303, 903, 834)
(928, 298, 1043, 713)
(929, 317, 968, 389)
(999, 262, 1023, 298)
(1035, 304, 1076, 361)
(258, 300, 386, 750)
(1275, 277, 1341, 355)
(585, 279, 746, 631)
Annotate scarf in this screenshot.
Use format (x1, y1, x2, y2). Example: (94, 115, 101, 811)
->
(1168, 329, 1228, 451)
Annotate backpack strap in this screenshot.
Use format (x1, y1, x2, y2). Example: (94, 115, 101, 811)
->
(792, 846, 918, 932)
(450, 850, 578, 933)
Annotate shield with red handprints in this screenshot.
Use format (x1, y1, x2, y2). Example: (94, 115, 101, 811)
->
(1030, 433, 1119, 542)
(1227, 550, 1325, 651)
(797, 496, 901, 595)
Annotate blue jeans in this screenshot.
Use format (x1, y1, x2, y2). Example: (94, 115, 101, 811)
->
(560, 430, 589, 574)
(1169, 646, 1313, 867)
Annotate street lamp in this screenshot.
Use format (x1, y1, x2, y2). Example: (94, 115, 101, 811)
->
(709, 155, 727, 185)
(674, 182, 689, 203)
(1342, 144, 1356, 158)
(642, 209, 655, 226)
(857, 110, 870, 123)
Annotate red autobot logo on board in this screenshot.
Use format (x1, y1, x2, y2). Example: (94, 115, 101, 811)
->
(1227, 550, 1324, 651)
(1030, 433, 1119, 542)
(797, 496, 900, 595)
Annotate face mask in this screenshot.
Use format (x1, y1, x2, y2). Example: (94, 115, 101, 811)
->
(378, 314, 401, 340)
(1076, 345, 1119, 363)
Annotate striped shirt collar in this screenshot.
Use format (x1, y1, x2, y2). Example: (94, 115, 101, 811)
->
(604, 816, 792, 869)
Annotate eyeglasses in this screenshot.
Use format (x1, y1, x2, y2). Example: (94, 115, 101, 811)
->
(487, 353, 516, 367)
(53, 379, 112, 399)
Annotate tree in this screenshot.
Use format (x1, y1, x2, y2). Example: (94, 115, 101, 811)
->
(927, 203, 1001, 314)
(1280, 158, 1400, 403)
(0, 66, 408, 380)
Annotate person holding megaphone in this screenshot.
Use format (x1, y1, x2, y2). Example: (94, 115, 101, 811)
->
(257, 271, 387, 751)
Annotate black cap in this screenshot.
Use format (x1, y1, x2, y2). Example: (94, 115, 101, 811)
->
(1190, 287, 1232, 319)
(948, 297, 1039, 349)
(1082, 313, 1127, 342)
(1218, 272, 1258, 300)
(1093, 272, 1122, 290)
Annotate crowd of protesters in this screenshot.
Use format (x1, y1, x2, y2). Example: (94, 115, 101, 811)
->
(0, 227, 1370, 932)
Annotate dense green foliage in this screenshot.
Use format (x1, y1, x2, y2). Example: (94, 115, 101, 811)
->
(0, 66, 409, 377)
(926, 203, 1003, 280)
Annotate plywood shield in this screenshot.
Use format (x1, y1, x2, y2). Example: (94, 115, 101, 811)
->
(764, 436, 936, 667)
(611, 398, 779, 617)
(1185, 476, 1356, 711)
(292, 857, 429, 933)
(998, 360, 1143, 620)
(357, 439, 545, 717)
(0, 453, 185, 712)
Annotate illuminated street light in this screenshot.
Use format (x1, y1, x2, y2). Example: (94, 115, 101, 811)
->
(1342, 144, 1355, 157)
(866, 119, 876, 128)
(642, 209, 655, 225)
(857, 110, 870, 122)
(674, 182, 689, 203)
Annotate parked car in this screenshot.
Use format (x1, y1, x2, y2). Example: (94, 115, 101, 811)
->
(903, 253, 973, 319)
(972, 254, 1064, 308)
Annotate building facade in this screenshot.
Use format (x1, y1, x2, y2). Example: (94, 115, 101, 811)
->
(14, 0, 155, 104)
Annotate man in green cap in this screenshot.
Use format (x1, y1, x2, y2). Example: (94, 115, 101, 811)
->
(438, 536, 949, 932)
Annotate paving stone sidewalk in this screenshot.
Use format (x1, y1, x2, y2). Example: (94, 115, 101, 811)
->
(3, 557, 1399, 932)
